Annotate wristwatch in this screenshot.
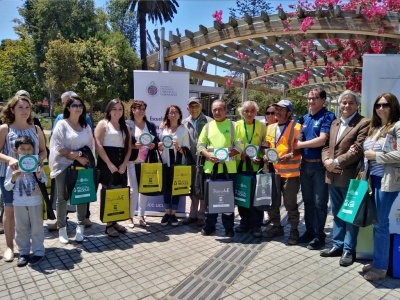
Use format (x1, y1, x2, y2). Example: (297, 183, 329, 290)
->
(78, 151, 83, 157)
(289, 152, 294, 158)
(332, 159, 340, 167)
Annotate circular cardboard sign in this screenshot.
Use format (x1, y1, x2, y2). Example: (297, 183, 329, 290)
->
(162, 135, 173, 148)
(244, 144, 258, 159)
(266, 149, 279, 163)
(19, 155, 38, 172)
(215, 148, 229, 162)
(139, 133, 153, 146)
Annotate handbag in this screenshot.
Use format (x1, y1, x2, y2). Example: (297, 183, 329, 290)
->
(194, 155, 206, 199)
(234, 156, 256, 208)
(33, 173, 56, 220)
(253, 168, 272, 208)
(100, 173, 130, 223)
(255, 162, 281, 211)
(135, 148, 167, 196)
(337, 163, 379, 227)
(64, 146, 100, 202)
(204, 163, 235, 214)
(171, 147, 196, 196)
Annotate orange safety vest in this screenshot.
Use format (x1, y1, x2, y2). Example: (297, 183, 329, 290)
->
(265, 121, 301, 178)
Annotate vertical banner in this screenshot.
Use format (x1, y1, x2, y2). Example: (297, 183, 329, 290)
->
(362, 54, 400, 234)
(133, 71, 190, 217)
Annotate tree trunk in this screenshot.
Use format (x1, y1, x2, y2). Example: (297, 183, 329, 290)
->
(138, 2, 147, 70)
(90, 94, 94, 124)
(50, 90, 54, 128)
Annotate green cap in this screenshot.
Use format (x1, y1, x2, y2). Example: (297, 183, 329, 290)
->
(15, 90, 31, 99)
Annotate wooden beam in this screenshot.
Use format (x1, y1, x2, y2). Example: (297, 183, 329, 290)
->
(229, 16, 238, 28)
(261, 11, 269, 22)
(185, 30, 194, 39)
(244, 13, 253, 25)
(199, 25, 208, 35)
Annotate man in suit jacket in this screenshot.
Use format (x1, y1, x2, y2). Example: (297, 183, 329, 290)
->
(320, 90, 370, 266)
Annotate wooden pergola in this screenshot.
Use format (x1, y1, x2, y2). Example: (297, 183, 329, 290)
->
(147, 6, 400, 102)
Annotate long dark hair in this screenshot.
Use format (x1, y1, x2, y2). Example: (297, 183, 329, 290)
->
(63, 96, 88, 128)
(104, 99, 130, 151)
(130, 100, 147, 121)
(368, 92, 400, 140)
(162, 105, 182, 127)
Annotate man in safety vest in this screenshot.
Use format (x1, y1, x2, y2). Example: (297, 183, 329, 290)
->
(263, 100, 303, 245)
(197, 100, 244, 237)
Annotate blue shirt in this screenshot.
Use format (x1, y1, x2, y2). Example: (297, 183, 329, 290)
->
(299, 107, 336, 159)
(51, 114, 93, 133)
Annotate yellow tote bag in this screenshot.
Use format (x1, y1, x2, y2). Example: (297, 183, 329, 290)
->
(138, 163, 163, 194)
(171, 165, 192, 196)
(100, 186, 130, 223)
(43, 196, 47, 220)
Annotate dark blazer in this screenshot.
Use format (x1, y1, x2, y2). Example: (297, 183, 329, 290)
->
(321, 112, 370, 188)
(126, 120, 160, 161)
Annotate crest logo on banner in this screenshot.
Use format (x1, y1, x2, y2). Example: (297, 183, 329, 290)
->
(147, 81, 158, 97)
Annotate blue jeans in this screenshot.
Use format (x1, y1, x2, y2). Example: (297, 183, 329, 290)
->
(371, 175, 399, 270)
(329, 181, 359, 253)
(163, 192, 180, 210)
(0, 176, 14, 207)
(300, 161, 329, 239)
(205, 173, 236, 231)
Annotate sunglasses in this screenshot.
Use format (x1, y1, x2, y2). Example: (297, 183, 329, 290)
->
(265, 112, 275, 116)
(374, 103, 390, 109)
(70, 104, 83, 108)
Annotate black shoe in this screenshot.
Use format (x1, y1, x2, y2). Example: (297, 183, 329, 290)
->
(161, 214, 170, 226)
(298, 231, 315, 244)
(288, 229, 299, 245)
(252, 227, 262, 237)
(263, 226, 284, 238)
(339, 252, 356, 266)
(235, 225, 250, 233)
(225, 230, 234, 237)
(201, 227, 216, 236)
(28, 255, 44, 266)
(307, 238, 325, 250)
(320, 247, 343, 257)
(170, 215, 179, 226)
(17, 255, 29, 266)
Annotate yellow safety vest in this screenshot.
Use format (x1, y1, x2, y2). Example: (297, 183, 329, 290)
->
(197, 119, 243, 174)
(235, 120, 266, 172)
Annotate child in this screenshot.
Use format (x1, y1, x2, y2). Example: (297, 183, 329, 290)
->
(4, 136, 48, 266)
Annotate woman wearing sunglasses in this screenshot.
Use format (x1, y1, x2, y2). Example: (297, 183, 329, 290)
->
(262, 104, 277, 225)
(361, 93, 400, 281)
(158, 105, 190, 226)
(49, 96, 93, 244)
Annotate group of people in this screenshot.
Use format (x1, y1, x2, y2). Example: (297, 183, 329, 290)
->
(0, 87, 398, 282)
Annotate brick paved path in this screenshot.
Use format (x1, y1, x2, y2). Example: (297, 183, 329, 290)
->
(0, 193, 399, 300)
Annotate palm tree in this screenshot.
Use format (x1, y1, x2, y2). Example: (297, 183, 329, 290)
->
(126, 0, 179, 70)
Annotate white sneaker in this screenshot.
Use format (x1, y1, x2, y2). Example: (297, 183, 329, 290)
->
(59, 227, 69, 244)
(75, 225, 85, 243)
(127, 219, 134, 228)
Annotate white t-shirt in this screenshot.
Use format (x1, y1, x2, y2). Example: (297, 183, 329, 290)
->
(4, 167, 48, 206)
(159, 125, 190, 167)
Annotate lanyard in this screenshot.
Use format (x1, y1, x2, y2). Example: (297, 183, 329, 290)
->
(274, 121, 289, 148)
(244, 119, 255, 144)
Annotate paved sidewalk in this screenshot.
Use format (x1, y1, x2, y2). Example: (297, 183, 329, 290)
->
(0, 194, 399, 300)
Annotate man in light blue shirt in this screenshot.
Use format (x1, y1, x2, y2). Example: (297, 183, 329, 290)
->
(51, 91, 93, 133)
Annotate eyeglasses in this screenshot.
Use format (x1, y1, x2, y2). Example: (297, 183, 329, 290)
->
(70, 104, 83, 108)
(374, 103, 390, 109)
(307, 97, 320, 101)
(265, 112, 275, 116)
(168, 112, 180, 116)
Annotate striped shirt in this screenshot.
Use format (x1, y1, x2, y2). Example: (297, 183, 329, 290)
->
(363, 129, 384, 177)
(0, 125, 39, 177)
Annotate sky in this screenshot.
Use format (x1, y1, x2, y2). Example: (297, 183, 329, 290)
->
(0, 0, 293, 83)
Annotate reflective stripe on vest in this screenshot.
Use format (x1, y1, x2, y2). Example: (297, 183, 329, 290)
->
(265, 121, 301, 178)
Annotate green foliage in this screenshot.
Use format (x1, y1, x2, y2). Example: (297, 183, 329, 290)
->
(229, 0, 273, 18)
(107, 0, 138, 48)
(0, 31, 45, 101)
(124, 0, 179, 69)
(19, 0, 99, 80)
(40, 34, 82, 96)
